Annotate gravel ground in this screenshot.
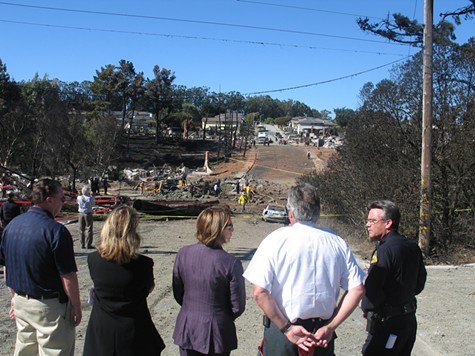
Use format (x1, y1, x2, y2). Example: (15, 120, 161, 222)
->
(1, 217, 474, 355)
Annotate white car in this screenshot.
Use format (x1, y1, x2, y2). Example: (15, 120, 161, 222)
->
(262, 204, 289, 224)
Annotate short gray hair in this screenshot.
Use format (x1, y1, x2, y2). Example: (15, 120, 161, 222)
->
(287, 183, 320, 224)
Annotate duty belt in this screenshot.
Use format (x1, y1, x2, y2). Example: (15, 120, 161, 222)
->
(381, 302, 416, 319)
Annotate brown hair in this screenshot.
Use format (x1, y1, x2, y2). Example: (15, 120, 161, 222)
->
(31, 179, 62, 205)
(196, 205, 232, 247)
(97, 205, 141, 264)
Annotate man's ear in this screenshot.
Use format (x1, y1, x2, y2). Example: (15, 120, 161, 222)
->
(288, 210, 296, 225)
(385, 219, 393, 230)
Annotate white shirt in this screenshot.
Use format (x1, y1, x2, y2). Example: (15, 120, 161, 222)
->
(243, 223, 365, 321)
(77, 194, 95, 213)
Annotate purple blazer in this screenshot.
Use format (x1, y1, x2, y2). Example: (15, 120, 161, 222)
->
(172, 242, 246, 354)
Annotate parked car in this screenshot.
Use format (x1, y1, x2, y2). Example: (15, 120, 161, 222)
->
(262, 204, 289, 224)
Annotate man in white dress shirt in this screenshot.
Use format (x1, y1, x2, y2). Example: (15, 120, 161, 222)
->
(77, 186, 95, 249)
(244, 183, 365, 355)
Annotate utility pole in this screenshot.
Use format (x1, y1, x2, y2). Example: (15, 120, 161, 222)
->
(419, 0, 433, 257)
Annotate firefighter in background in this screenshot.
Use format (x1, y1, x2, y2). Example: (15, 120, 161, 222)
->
(238, 192, 248, 212)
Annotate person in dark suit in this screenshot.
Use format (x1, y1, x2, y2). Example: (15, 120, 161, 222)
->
(83, 205, 165, 355)
(172, 205, 246, 356)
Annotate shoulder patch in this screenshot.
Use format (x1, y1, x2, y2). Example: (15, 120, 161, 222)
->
(370, 250, 378, 264)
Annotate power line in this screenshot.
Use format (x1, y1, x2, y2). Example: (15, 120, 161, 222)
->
(245, 57, 410, 95)
(0, 19, 406, 57)
(236, 0, 386, 20)
(0, 1, 404, 45)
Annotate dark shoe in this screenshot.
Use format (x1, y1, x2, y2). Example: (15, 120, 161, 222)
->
(87, 246, 95, 249)
(81, 245, 85, 249)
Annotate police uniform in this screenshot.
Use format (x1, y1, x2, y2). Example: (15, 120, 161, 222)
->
(362, 231, 427, 355)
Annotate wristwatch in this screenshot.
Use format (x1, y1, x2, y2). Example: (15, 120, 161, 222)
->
(280, 321, 293, 334)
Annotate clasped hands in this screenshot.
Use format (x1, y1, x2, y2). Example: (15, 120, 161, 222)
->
(286, 324, 334, 352)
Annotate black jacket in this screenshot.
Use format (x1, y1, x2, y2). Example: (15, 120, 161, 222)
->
(0, 199, 22, 226)
(362, 231, 427, 312)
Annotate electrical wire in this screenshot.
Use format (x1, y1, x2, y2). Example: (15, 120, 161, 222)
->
(0, 1, 404, 45)
(0, 19, 406, 57)
(236, 0, 386, 20)
(244, 57, 410, 95)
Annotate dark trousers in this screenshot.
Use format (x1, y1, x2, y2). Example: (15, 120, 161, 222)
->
(362, 313, 417, 356)
(79, 212, 93, 248)
(179, 346, 230, 356)
(261, 319, 335, 356)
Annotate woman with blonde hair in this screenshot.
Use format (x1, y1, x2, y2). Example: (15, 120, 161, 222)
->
(83, 205, 165, 355)
(173, 205, 246, 355)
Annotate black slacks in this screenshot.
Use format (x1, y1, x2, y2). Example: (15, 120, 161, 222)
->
(362, 313, 417, 356)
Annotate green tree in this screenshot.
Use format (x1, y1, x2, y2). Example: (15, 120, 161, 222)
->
(57, 80, 92, 190)
(21, 75, 70, 178)
(334, 108, 357, 128)
(180, 103, 201, 139)
(83, 113, 119, 176)
(143, 65, 176, 144)
(274, 116, 291, 127)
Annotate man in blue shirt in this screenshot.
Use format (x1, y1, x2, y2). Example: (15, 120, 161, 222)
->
(0, 179, 81, 355)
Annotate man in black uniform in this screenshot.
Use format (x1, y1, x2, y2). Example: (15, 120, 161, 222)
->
(362, 200, 427, 355)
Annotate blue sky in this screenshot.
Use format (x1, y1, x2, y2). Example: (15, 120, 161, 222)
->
(0, 0, 473, 113)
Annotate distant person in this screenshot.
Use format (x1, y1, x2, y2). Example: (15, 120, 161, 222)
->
(362, 200, 427, 355)
(244, 183, 365, 355)
(77, 186, 95, 249)
(235, 181, 241, 194)
(84, 206, 165, 355)
(213, 179, 221, 197)
(90, 177, 100, 196)
(102, 176, 109, 195)
(244, 182, 253, 202)
(238, 191, 248, 212)
(173, 206, 246, 355)
(0, 179, 81, 355)
(203, 181, 211, 195)
(307, 150, 311, 159)
(0, 190, 22, 228)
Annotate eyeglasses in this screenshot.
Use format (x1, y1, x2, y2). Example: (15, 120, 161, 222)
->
(366, 219, 386, 225)
(225, 223, 234, 229)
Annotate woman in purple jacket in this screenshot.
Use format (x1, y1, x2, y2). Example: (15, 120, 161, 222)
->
(173, 205, 246, 355)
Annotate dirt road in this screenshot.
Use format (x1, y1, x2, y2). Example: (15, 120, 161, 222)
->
(1, 144, 474, 355)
